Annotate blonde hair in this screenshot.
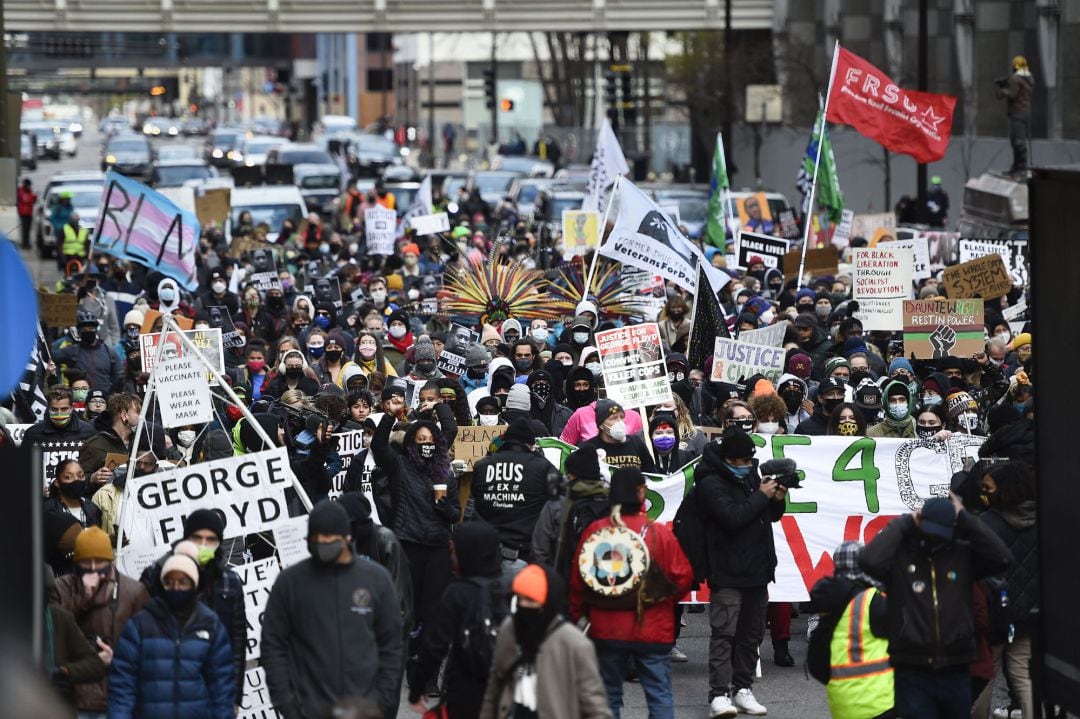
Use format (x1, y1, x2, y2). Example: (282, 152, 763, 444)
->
(280, 389, 309, 407)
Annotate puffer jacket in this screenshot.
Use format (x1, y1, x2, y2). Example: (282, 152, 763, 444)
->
(370, 406, 459, 547)
(696, 444, 785, 589)
(107, 597, 234, 719)
(50, 567, 150, 712)
(981, 501, 1038, 634)
(859, 512, 1012, 668)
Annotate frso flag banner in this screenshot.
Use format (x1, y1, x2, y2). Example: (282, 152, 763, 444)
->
(595, 323, 671, 408)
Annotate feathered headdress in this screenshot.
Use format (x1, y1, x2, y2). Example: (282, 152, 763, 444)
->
(442, 257, 572, 326)
(548, 256, 652, 319)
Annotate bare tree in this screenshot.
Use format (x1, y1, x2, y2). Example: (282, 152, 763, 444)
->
(530, 31, 591, 127)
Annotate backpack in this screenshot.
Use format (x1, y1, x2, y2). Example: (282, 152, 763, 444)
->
(457, 577, 508, 679)
(806, 608, 845, 685)
(555, 493, 611, 579)
(673, 484, 710, 586)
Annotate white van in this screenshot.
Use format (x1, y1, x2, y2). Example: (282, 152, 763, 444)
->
(319, 115, 358, 137)
(229, 185, 309, 243)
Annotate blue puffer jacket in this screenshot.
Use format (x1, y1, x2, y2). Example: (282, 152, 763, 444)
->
(107, 597, 234, 719)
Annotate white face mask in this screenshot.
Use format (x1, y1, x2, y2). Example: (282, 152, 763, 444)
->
(370, 290, 386, 304)
(560, 359, 574, 367)
(212, 281, 226, 295)
(531, 328, 549, 342)
(757, 421, 780, 435)
(407, 288, 420, 300)
(760, 310, 775, 324)
(573, 331, 590, 345)
(177, 430, 197, 447)
(606, 420, 627, 442)
(478, 414, 500, 426)
(389, 325, 407, 339)
(358, 344, 377, 359)
(995, 332, 1011, 343)
(586, 362, 602, 377)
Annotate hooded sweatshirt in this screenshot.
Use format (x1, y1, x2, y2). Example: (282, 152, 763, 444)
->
(868, 379, 916, 438)
(777, 373, 811, 434)
(468, 356, 515, 415)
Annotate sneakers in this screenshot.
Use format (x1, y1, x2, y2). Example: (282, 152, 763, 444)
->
(733, 688, 768, 715)
(709, 695, 738, 718)
(669, 645, 688, 662)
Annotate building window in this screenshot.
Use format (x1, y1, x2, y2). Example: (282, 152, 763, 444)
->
(367, 68, 393, 92)
(367, 33, 392, 52)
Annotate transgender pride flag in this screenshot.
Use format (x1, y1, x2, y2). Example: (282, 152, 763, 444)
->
(92, 171, 201, 290)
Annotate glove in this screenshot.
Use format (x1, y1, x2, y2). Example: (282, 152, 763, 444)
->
(50, 667, 72, 698)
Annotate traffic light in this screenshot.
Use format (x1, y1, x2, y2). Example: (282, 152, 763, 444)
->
(620, 73, 632, 107)
(603, 71, 617, 106)
(483, 68, 496, 110)
(500, 98, 515, 112)
(150, 85, 167, 97)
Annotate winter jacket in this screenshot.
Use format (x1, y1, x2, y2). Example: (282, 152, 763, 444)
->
(696, 445, 785, 589)
(54, 340, 122, 394)
(978, 418, 1034, 464)
(262, 373, 321, 399)
(107, 597, 234, 719)
(808, 575, 888, 638)
(867, 379, 916, 439)
(46, 604, 108, 708)
(798, 326, 833, 381)
(794, 405, 831, 436)
(50, 568, 149, 712)
(859, 512, 1013, 668)
(45, 493, 104, 530)
(359, 525, 414, 637)
(22, 416, 96, 447)
(261, 555, 404, 719)
(141, 552, 248, 706)
(569, 511, 694, 646)
(530, 478, 610, 572)
(472, 442, 561, 555)
(1001, 71, 1034, 115)
(480, 617, 613, 719)
(370, 408, 459, 546)
(981, 501, 1038, 635)
(79, 412, 130, 476)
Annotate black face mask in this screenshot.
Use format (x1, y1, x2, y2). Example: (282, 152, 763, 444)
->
(513, 358, 532, 373)
(127, 356, 141, 371)
(79, 331, 97, 346)
(351, 521, 375, 555)
(415, 361, 436, 375)
(513, 604, 550, 658)
(285, 367, 303, 380)
(850, 370, 870, 386)
(125, 326, 140, 340)
(164, 588, 196, 611)
(668, 370, 686, 384)
(822, 397, 843, 415)
(418, 442, 436, 460)
(59, 480, 87, 498)
(531, 382, 551, 408)
(916, 426, 938, 440)
(781, 391, 804, 414)
(267, 295, 284, 310)
(568, 386, 597, 409)
(467, 366, 487, 379)
(308, 539, 344, 565)
(324, 350, 343, 363)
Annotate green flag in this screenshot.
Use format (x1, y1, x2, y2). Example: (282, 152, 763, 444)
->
(796, 109, 844, 224)
(705, 132, 730, 248)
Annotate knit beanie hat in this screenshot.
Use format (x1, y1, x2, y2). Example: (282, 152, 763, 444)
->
(161, 552, 200, 589)
(123, 309, 145, 327)
(414, 340, 437, 363)
(504, 417, 537, 445)
(465, 343, 489, 368)
(307, 499, 351, 537)
(74, 527, 114, 563)
(565, 446, 601, 482)
(945, 390, 978, 420)
(481, 324, 501, 344)
(595, 398, 624, 425)
(718, 426, 756, 461)
(184, 508, 225, 541)
(824, 357, 850, 376)
(505, 384, 532, 412)
(785, 351, 813, 379)
(512, 564, 549, 605)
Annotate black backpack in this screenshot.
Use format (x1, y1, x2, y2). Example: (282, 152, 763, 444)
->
(555, 494, 611, 579)
(457, 577, 508, 679)
(673, 484, 710, 585)
(806, 609, 845, 685)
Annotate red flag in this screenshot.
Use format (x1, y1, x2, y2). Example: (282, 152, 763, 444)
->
(827, 46, 957, 164)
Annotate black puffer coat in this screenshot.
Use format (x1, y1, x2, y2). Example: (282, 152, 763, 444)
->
(981, 501, 1038, 634)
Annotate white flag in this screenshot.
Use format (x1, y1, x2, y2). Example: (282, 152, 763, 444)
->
(583, 118, 630, 212)
(400, 174, 433, 235)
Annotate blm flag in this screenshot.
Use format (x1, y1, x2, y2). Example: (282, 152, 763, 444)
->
(687, 263, 730, 371)
(12, 326, 50, 423)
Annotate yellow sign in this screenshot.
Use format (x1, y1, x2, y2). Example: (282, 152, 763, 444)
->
(562, 210, 600, 258)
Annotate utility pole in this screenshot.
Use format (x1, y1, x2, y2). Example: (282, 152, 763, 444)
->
(489, 31, 498, 150)
(427, 32, 435, 168)
(722, 0, 734, 180)
(916, 0, 928, 223)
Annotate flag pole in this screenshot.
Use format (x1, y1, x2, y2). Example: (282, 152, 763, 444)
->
(796, 40, 841, 289)
(583, 173, 621, 299)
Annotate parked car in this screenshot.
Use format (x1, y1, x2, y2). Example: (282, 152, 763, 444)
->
(150, 159, 219, 188)
(237, 135, 285, 167)
(205, 128, 244, 168)
(229, 185, 309, 243)
(143, 117, 181, 138)
(24, 122, 62, 160)
(37, 181, 105, 259)
(102, 134, 154, 179)
(340, 133, 403, 178)
(20, 133, 37, 170)
(466, 170, 523, 211)
(293, 163, 343, 217)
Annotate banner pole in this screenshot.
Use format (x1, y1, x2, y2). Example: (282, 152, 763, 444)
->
(797, 40, 841, 289)
(583, 174, 621, 298)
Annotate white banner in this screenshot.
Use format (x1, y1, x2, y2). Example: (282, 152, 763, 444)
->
(155, 355, 213, 428)
(595, 323, 672, 408)
(239, 667, 280, 719)
(888, 235, 931, 281)
(121, 447, 292, 546)
(853, 246, 913, 331)
(409, 212, 450, 236)
(737, 320, 789, 348)
(236, 558, 280, 661)
(365, 206, 398, 255)
(711, 336, 786, 384)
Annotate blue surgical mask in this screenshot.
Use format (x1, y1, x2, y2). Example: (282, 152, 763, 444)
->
(724, 462, 751, 479)
(308, 344, 325, 359)
(314, 315, 331, 330)
(921, 394, 942, 407)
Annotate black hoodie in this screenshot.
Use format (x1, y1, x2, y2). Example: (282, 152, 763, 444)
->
(563, 366, 597, 410)
(527, 369, 572, 436)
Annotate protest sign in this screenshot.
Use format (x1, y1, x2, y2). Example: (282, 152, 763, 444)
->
(104, 453, 129, 471)
(1002, 296, 1027, 322)
(781, 246, 840, 277)
(236, 557, 280, 661)
(738, 320, 788, 348)
(115, 541, 163, 582)
(140, 328, 224, 385)
(777, 209, 800, 239)
(595, 323, 671, 408)
(230, 235, 282, 264)
(903, 299, 983, 359)
(831, 208, 855, 248)
(711, 336, 786, 384)
(327, 430, 366, 495)
(206, 306, 245, 349)
(245, 249, 281, 293)
(886, 235, 932, 280)
(539, 433, 983, 601)
(37, 291, 78, 328)
(306, 276, 343, 310)
(5, 424, 30, 446)
(240, 667, 277, 719)
(736, 231, 789, 270)
(121, 446, 292, 546)
(272, 516, 310, 568)
(958, 238, 1029, 286)
(734, 192, 777, 235)
(409, 212, 451, 236)
(851, 212, 896, 240)
(365, 206, 397, 255)
(140, 309, 194, 334)
(453, 425, 506, 472)
(155, 355, 213, 428)
(852, 246, 913, 331)
(943, 253, 1012, 299)
(38, 440, 85, 492)
(562, 209, 600, 257)
(93, 171, 201, 290)
(195, 187, 231, 228)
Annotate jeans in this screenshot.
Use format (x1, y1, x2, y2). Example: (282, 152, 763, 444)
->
(595, 643, 674, 719)
(894, 664, 970, 719)
(708, 586, 768, 699)
(971, 634, 1034, 719)
(500, 556, 526, 590)
(1009, 114, 1030, 171)
(19, 215, 32, 248)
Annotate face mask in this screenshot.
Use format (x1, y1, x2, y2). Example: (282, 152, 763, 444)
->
(513, 358, 532, 372)
(195, 545, 216, 566)
(837, 420, 860, 436)
(988, 357, 1003, 367)
(760, 310, 775, 324)
(418, 442, 436, 460)
(733, 418, 755, 432)
(532, 383, 551, 404)
(324, 350, 343, 363)
(404, 255, 419, 267)
(407, 288, 420, 300)
(531, 328, 549, 342)
(888, 402, 908, 420)
(478, 414, 500, 426)
(466, 366, 487, 379)
(370, 290, 387, 304)
(653, 435, 677, 452)
(247, 359, 266, 372)
(757, 421, 780, 435)
(308, 538, 344, 565)
(49, 410, 73, 427)
(389, 325, 407, 339)
(212, 281, 227, 294)
(585, 362, 602, 378)
(267, 295, 284, 309)
(781, 392, 804, 414)
(916, 426, 938, 440)
(59, 480, 87, 498)
(815, 304, 831, 319)
(822, 397, 843, 415)
(72, 388, 89, 403)
(850, 370, 870, 386)
(605, 421, 627, 442)
(958, 413, 979, 431)
(572, 332, 589, 345)
(308, 345, 325, 359)
(125, 325, 140, 341)
(415, 361, 436, 375)
(668, 370, 686, 384)
(314, 315, 331, 330)
(358, 344, 376, 360)
(921, 394, 942, 407)
(177, 430, 197, 447)
(79, 331, 97, 346)
(281, 279, 293, 292)
(724, 462, 751, 479)
(995, 332, 1011, 343)
(285, 367, 304, 380)
(244, 297, 259, 309)
(164, 589, 195, 610)
(159, 288, 176, 303)
(318, 242, 331, 255)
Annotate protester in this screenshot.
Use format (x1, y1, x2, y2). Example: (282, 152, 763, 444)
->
(45, 459, 103, 529)
(43, 568, 108, 711)
(581, 399, 656, 472)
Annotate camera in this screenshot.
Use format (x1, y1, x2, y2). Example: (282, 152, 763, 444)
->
(760, 458, 802, 489)
(993, 75, 1008, 88)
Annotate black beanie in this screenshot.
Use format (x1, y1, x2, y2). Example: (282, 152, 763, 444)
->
(718, 426, 757, 461)
(307, 500, 351, 537)
(565, 446, 601, 482)
(987, 404, 1021, 434)
(337, 492, 374, 527)
(504, 418, 537, 446)
(609, 467, 645, 506)
(381, 384, 406, 401)
(184, 508, 225, 541)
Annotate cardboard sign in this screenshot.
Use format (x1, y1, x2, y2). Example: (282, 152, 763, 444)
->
(562, 210, 600, 258)
(851, 212, 896, 240)
(903, 299, 984, 359)
(736, 231, 790, 270)
(155, 355, 213, 428)
(958, 238, 1029, 286)
(852, 247, 913, 331)
(595, 322, 672, 408)
(943, 254, 1013, 300)
(37, 291, 78, 328)
(230, 235, 282, 263)
(195, 187, 231, 228)
(452, 425, 506, 472)
(886, 235, 932, 281)
(140, 328, 225, 385)
(365, 206, 397, 255)
(711, 336, 786, 384)
(831, 208, 855, 248)
(245, 249, 281, 293)
(140, 309, 194, 334)
(104, 453, 130, 471)
(409, 212, 451, 236)
(781, 246, 840, 278)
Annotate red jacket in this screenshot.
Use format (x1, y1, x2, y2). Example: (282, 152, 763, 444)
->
(17, 186, 36, 216)
(569, 512, 694, 646)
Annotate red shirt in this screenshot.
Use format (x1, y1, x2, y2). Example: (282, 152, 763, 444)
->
(17, 186, 36, 216)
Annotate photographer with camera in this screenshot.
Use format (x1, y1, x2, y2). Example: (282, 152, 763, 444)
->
(996, 55, 1034, 174)
(694, 426, 790, 717)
